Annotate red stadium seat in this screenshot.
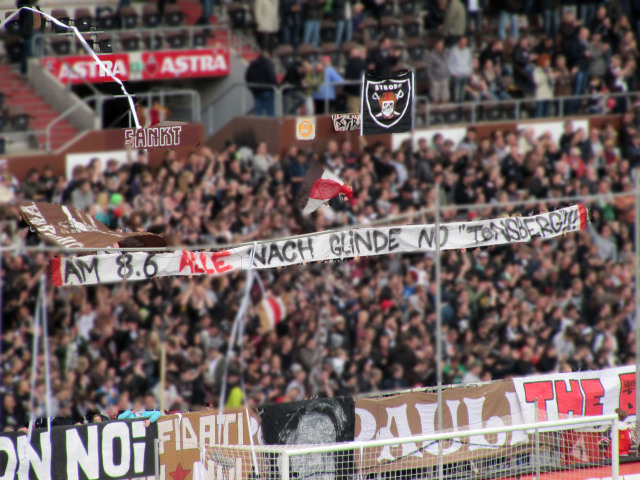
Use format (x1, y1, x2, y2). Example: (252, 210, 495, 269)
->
(142, 4, 162, 28)
(406, 38, 426, 62)
(51, 36, 72, 56)
(277, 44, 297, 71)
(297, 43, 320, 64)
(381, 16, 400, 39)
(402, 16, 421, 38)
(320, 20, 336, 44)
(119, 32, 140, 51)
(4, 11, 21, 36)
(119, 6, 138, 29)
(97, 34, 112, 53)
(51, 9, 70, 34)
(166, 30, 188, 49)
(74, 8, 93, 32)
(164, 4, 184, 27)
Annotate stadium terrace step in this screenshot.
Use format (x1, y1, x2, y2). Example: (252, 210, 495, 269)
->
(0, 66, 80, 148)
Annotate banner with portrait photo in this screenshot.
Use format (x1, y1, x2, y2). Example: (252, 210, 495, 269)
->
(258, 397, 355, 480)
(361, 70, 414, 135)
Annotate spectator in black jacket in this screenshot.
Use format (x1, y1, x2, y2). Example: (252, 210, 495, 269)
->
(591, 5, 613, 45)
(245, 51, 278, 117)
(302, 0, 324, 47)
(282, 61, 312, 115)
(512, 36, 537, 93)
(334, 0, 352, 47)
(567, 27, 591, 113)
(344, 46, 367, 113)
(580, 0, 599, 29)
(480, 40, 509, 75)
(498, 0, 522, 41)
(367, 37, 400, 76)
(280, 0, 303, 49)
(17, 0, 43, 75)
(424, 0, 446, 31)
(540, 0, 558, 37)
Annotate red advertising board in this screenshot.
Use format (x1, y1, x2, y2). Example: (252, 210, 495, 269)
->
(140, 49, 229, 79)
(40, 49, 230, 84)
(500, 460, 640, 480)
(42, 54, 130, 84)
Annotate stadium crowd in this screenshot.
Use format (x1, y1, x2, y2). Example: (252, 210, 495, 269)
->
(0, 109, 639, 430)
(245, 0, 640, 117)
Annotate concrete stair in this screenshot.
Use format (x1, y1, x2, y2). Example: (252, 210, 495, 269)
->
(0, 64, 79, 151)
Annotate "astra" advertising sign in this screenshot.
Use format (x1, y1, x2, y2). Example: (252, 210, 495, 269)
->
(40, 49, 230, 84)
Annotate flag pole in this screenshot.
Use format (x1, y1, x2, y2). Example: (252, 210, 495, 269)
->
(28, 280, 41, 441)
(635, 169, 640, 449)
(40, 274, 52, 431)
(435, 183, 444, 480)
(159, 341, 166, 414)
(0, 253, 3, 425)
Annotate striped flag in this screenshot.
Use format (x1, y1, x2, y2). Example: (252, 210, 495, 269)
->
(296, 161, 353, 215)
(258, 295, 287, 332)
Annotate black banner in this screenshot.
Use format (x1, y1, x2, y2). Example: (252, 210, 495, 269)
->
(0, 419, 157, 480)
(360, 70, 413, 135)
(258, 397, 355, 480)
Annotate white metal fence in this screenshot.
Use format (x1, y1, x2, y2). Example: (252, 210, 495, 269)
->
(199, 414, 620, 480)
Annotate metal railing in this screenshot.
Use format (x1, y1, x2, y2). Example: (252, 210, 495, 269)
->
(203, 80, 638, 135)
(32, 23, 232, 58)
(203, 80, 361, 137)
(414, 90, 637, 126)
(204, 82, 280, 136)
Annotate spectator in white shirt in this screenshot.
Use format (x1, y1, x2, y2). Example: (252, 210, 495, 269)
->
(447, 36, 473, 102)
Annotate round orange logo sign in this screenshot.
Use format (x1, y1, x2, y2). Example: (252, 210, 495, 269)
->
(298, 119, 313, 138)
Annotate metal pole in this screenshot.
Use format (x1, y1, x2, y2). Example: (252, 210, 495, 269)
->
(159, 342, 166, 413)
(0, 253, 3, 424)
(28, 281, 40, 440)
(425, 100, 429, 127)
(40, 275, 52, 431)
(612, 416, 620, 480)
(534, 398, 540, 480)
(435, 183, 443, 480)
(635, 170, 640, 449)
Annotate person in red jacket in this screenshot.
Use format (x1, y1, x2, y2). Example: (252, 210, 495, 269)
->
(601, 408, 631, 458)
(616, 408, 631, 457)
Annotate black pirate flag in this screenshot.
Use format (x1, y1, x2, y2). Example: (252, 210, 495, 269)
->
(360, 70, 414, 135)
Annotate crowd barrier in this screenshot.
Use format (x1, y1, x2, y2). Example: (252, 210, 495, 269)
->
(2, 366, 638, 479)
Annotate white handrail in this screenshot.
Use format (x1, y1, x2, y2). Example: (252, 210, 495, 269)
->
(199, 413, 618, 455)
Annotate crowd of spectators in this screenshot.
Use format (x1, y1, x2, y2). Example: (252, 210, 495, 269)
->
(244, 0, 640, 118)
(1, 108, 639, 430)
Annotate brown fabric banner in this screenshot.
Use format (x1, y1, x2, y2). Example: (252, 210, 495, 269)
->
(353, 380, 528, 471)
(18, 200, 166, 249)
(158, 408, 261, 480)
(123, 121, 202, 150)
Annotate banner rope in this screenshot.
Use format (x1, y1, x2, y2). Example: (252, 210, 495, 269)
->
(217, 241, 259, 477)
(0, 8, 141, 129)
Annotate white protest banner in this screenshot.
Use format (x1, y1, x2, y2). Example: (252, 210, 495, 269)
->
(50, 204, 587, 287)
(332, 114, 361, 132)
(512, 365, 637, 425)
